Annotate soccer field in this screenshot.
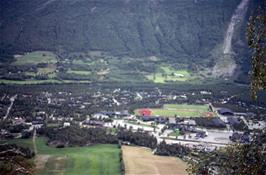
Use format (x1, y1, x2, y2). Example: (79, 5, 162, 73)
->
(136, 104, 213, 118)
(4, 137, 121, 175)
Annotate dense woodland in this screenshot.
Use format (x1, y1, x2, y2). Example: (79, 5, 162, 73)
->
(117, 130, 157, 149)
(0, 0, 251, 68)
(155, 140, 190, 158)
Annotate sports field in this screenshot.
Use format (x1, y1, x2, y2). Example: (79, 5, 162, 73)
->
(135, 104, 213, 117)
(122, 146, 187, 175)
(4, 137, 121, 175)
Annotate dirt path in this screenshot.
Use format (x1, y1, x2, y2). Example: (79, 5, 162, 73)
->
(32, 128, 37, 154)
(122, 146, 188, 175)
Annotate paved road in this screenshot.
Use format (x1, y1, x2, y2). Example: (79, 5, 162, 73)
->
(109, 119, 232, 149)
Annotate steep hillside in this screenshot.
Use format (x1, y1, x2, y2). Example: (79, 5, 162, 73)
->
(0, 0, 260, 82)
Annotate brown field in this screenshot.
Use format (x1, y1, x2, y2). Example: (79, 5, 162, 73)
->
(122, 146, 188, 175)
(35, 155, 51, 171)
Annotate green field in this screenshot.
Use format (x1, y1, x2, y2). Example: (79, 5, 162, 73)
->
(67, 69, 92, 75)
(0, 79, 62, 84)
(14, 51, 57, 65)
(0, 79, 91, 85)
(145, 65, 193, 83)
(135, 104, 212, 118)
(3, 138, 121, 175)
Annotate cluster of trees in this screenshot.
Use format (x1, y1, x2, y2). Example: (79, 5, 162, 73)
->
(247, 2, 266, 99)
(0, 144, 35, 175)
(45, 125, 118, 147)
(155, 140, 190, 158)
(194, 117, 226, 129)
(117, 130, 157, 149)
(44, 125, 158, 149)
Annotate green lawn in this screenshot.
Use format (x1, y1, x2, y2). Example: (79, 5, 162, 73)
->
(67, 69, 92, 75)
(13, 51, 57, 65)
(3, 137, 121, 175)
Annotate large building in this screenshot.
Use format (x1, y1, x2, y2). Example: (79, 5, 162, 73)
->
(217, 108, 234, 116)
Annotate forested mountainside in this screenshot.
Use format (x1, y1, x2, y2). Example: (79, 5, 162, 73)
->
(0, 0, 262, 81)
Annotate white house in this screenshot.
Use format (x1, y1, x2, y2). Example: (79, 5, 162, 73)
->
(63, 122, 71, 127)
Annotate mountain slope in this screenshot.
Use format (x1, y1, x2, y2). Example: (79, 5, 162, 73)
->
(0, 0, 260, 81)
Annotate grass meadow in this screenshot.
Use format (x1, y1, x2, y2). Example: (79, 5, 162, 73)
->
(3, 137, 121, 175)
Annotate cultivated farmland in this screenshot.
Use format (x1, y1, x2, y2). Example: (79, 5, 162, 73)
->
(122, 146, 187, 175)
